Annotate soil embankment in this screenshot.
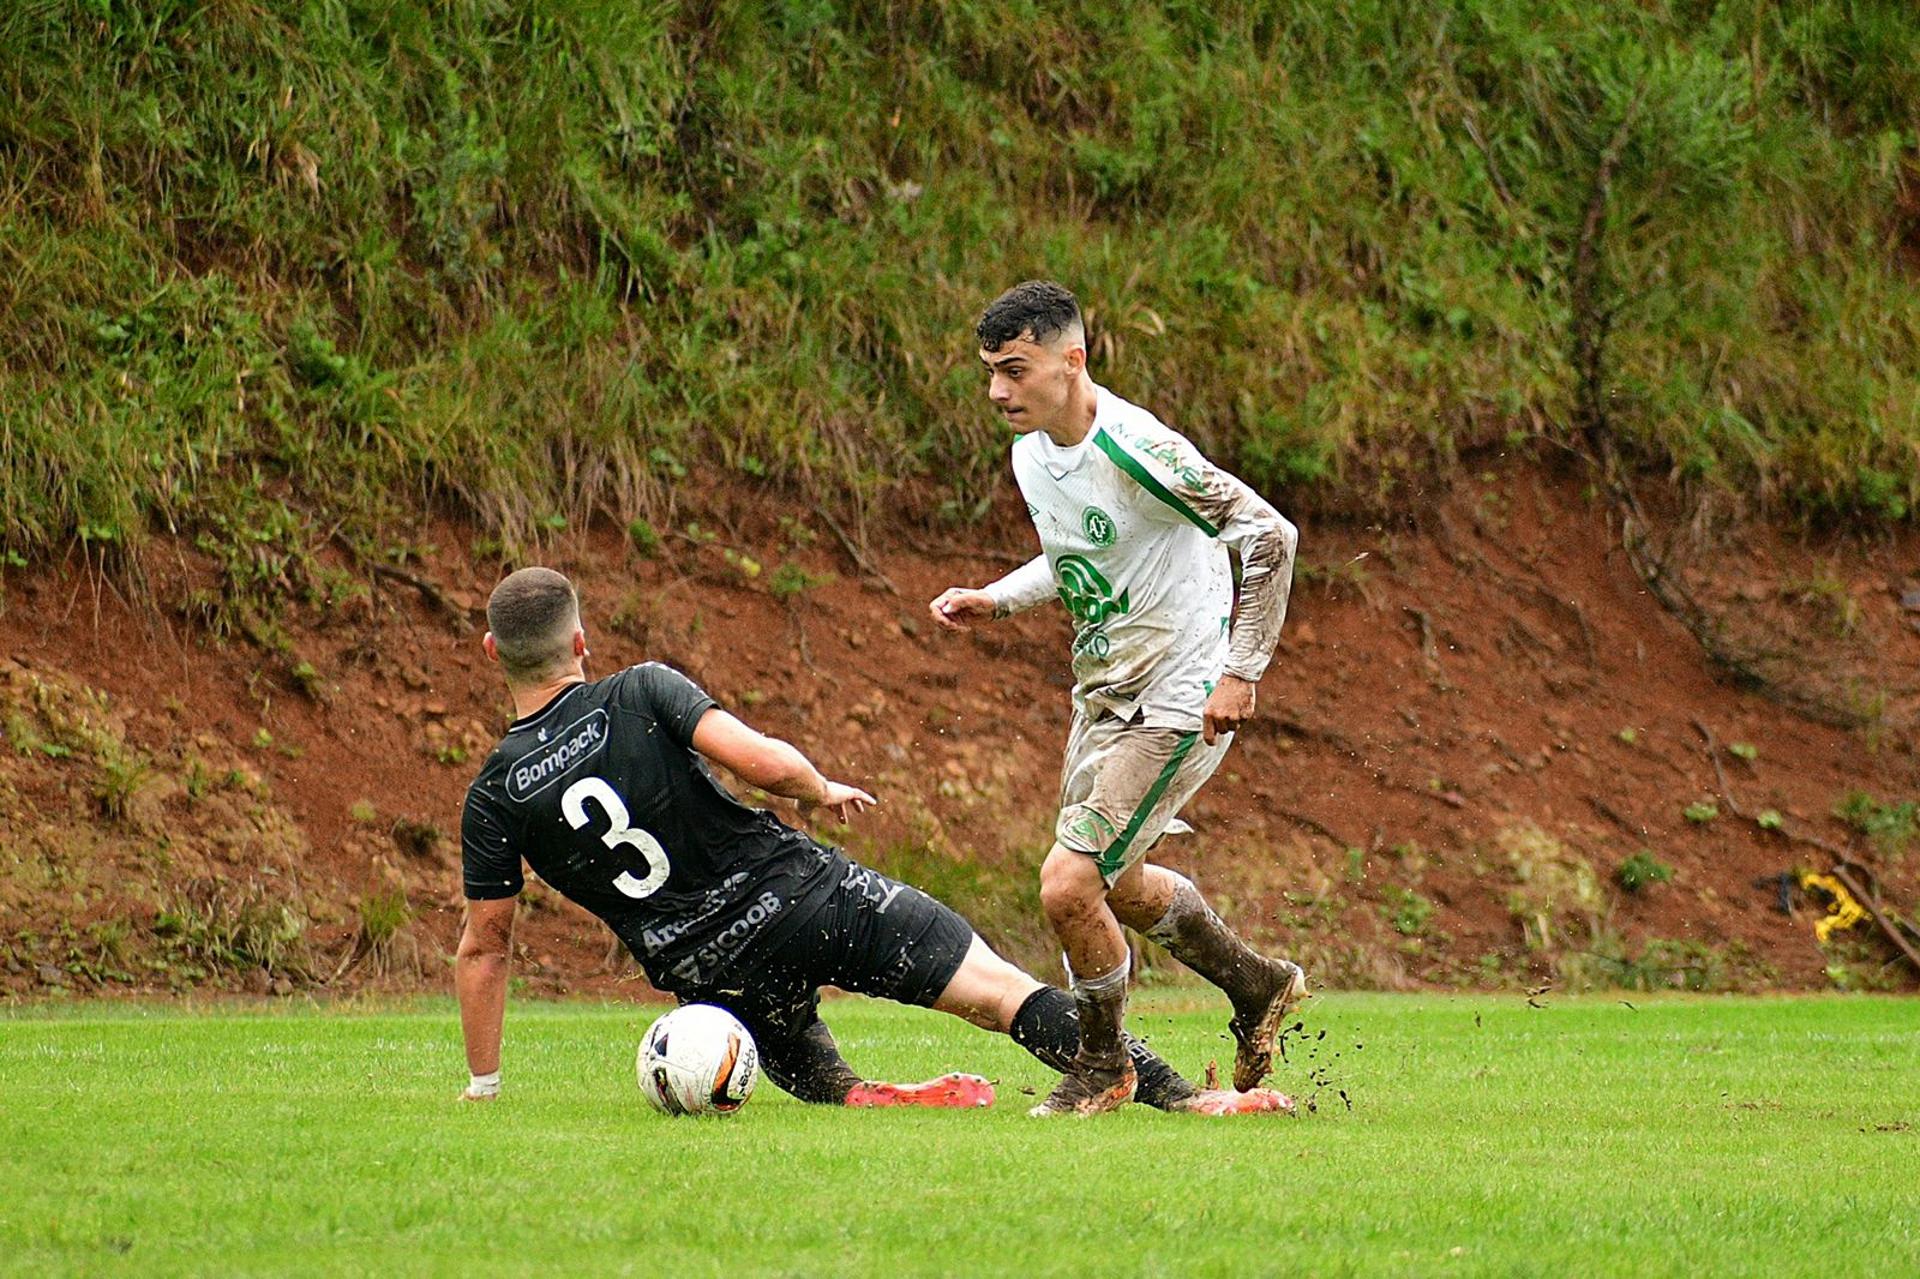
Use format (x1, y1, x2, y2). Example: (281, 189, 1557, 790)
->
(4, 459, 1918, 999)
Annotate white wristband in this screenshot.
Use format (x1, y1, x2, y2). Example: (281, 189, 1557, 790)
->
(467, 1070, 501, 1098)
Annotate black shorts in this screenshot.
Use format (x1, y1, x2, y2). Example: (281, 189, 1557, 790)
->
(686, 856, 975, 1045)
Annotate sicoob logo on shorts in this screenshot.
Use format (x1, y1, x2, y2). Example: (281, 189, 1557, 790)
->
(507, 708, 610, 801)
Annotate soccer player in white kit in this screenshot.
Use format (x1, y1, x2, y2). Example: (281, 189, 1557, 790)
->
(930, 281, 1309, 1116)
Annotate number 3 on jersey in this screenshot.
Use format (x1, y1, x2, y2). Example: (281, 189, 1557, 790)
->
(560, 777, 670, 899)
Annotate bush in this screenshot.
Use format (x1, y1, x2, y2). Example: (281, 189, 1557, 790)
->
(1383, 885, 1436, 936)
(1833, 790, 1917, 859)
(1616, 851, 1675, 894)
(153, 880, 312, 980)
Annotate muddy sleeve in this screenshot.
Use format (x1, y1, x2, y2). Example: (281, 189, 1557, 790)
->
(461, 787, 524, 901)
(627, 663, 719, 747)
(1216, 488, 1297, 683)
(1099, 427, 1296, 682)
(983, 554, 1055, 617)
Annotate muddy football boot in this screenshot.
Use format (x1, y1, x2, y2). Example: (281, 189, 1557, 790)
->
(1229, 959, 1308, 1091)
(1027, 1063, 1137, 1118)
(1167, 1087, 1296, 1117)
(844, 1073, 995, 1109)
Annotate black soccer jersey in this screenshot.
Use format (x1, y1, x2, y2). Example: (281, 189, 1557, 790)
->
(461, 663, 841, 991)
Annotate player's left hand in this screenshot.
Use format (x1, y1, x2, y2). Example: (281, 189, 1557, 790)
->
(1202, 675, 1257, 744)
(929, 587, 996, 631)
(801, 779, 878, 824)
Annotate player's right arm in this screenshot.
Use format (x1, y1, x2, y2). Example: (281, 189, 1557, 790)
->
(457, 786, 523, 1101)
(455, 896, 515, 1100)
(690, 708, 876, 823)
(929, 553, 1053, 630)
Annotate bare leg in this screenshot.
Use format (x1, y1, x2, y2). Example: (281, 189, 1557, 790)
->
(1107, 859, 1182, 932)
(1038, 844, 1131, 976)
(1026, 844, 1136, 1116)
(930, 934, 1045, 1031)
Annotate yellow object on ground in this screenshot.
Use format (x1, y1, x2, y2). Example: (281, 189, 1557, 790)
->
(1799, 871, 1866, 943)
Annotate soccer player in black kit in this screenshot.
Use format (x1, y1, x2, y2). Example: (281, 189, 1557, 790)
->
(456, 567, 1292, 1115)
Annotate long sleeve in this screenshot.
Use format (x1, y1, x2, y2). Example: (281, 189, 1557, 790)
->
(1215, 492, 1297, 683)
(984, 554, 1055, 617)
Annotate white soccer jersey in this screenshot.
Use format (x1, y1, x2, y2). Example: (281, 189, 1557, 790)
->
(985, 383, 1298, 730)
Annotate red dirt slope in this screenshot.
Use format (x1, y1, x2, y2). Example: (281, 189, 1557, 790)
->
(3, 457, 1917, 999)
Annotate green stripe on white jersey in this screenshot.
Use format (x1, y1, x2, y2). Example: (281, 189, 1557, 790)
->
(1008, 384, 1236, 728)
(1092, 429, 1219, 535)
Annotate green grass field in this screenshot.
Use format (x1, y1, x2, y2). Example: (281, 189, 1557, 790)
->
(4, 992, 1917, 1277)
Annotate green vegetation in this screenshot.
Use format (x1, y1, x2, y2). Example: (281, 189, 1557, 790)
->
(3, 0, 1919, 594)
(626, 518, 662, 557)
(89, 739, 150, 824)
(344, 888, 418, 980)
(768, 561, 835, 601)
(1835, 789, 1918, 859)
(1563, 935, 1774, 992)
(854, 837, 1044, 962)
(1501, 822, 1606, 952)
(150, 881, 313, 983)
(1616, 849, 1676, 893)
(3, 995, 1917, 1276)
(1382, 884, 1437, 936)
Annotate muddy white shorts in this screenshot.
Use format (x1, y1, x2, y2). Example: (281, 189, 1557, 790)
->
(1054, 707, 1232, 885)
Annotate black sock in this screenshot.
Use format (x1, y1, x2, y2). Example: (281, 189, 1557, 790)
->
(1009, 986, 1077, 1071)
(1125, 1034, 1197, 1109)
(1009, 987, 1196, 1109)
(756, 1017, 862, 1105)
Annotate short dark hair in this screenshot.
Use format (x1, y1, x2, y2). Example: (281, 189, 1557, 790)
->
(976, 280, 1084, 351)
(487, 567, 581, 682)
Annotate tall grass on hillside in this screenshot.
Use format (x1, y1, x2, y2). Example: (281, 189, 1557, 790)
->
(2, 1, 1917, 580)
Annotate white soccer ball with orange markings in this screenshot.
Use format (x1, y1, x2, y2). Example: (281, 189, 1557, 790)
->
(636, 1003, 759, 1116)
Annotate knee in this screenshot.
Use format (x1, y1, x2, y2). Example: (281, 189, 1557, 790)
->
(1038, 847, 1104, 923)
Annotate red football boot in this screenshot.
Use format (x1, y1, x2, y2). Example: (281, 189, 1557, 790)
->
(844, 1073, 996, 1109)
(1168, 1087, 1296, 1116)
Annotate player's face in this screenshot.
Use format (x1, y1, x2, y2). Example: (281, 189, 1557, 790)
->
(978, 332, 1080, 435)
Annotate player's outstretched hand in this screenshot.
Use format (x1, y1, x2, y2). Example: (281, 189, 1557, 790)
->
(929, 587, 996, 631)
(801, 780, 877, 824)
(1202, 674, 1257, 744)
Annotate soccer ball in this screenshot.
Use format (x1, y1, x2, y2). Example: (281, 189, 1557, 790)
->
(636, 1003, 760, 1116)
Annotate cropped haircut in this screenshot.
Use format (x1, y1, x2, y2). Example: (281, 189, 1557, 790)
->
(487, 567, 581, 682)
(976, 280, 1084, 352)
